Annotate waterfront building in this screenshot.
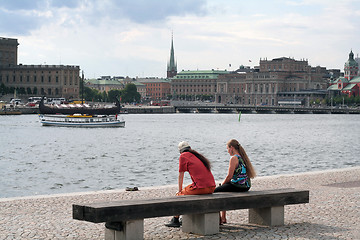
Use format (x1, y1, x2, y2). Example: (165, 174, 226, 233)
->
(137, 77, 171, 100)
(171, 57, 331, 106)
(85, 76, 125, 93)
(0, 37, 80, 100)
(171, 70, 230, 101)
(224, 57, 329, 106)
(328, 50, 360, 97)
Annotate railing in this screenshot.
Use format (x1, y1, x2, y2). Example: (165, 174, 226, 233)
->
(174, 105, 360, 114)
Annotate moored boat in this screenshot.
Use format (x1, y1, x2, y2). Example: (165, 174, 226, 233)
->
(39, 97, 121, 115)
(39, 114, 125, 128)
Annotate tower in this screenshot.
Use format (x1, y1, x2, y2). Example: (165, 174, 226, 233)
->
(344, 50, 359, 80)
(0, 37, 19, 67)
(167, 34, 177, 78)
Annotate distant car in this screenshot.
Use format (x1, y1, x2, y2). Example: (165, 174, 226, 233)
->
(10, 99, 22, 105)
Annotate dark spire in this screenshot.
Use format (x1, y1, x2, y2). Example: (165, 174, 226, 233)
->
(167, 33, 177, 78)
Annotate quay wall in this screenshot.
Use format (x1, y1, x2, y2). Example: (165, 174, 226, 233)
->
(6, 105, 360, 114)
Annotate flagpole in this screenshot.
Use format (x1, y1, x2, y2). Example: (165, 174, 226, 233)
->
(81, 71, 84, 104)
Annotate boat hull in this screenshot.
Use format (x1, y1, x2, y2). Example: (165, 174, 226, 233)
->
(39, 97, 121, 115)
(39, 114, 125, 128)
(41, 120, 125, 128)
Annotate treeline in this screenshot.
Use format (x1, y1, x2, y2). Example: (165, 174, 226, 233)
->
(83, 83, 141, 103)
(1, 82, 141, 104)
(0, 83, 37, 95)
(325, 95, 360, 106)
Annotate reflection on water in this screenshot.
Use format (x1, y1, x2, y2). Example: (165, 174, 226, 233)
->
(0, 114, 359, 198)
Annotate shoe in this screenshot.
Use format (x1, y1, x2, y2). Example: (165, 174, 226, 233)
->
(165, 217, 181, 227)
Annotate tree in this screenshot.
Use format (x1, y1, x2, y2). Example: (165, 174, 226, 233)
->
(108, 89, 122, 102)
(0, 83, 6, 95)
(120, 83, 141, 103)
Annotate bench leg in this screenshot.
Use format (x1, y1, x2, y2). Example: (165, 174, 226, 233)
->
(249, 206, 284, 226)
(182, 212, 219, 235)
(105, 220, 144, 240)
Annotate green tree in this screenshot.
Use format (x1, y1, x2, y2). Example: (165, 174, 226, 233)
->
(0, 83, 6, 95)
(108, 89, 122, 102)
(120, 83, 141, 103)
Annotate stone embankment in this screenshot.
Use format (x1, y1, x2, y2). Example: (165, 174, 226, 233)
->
(1, 167, 359, 239)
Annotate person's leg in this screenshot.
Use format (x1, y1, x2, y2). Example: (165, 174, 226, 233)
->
(166, 185, 215, 227)
(214, 183, 249, 224)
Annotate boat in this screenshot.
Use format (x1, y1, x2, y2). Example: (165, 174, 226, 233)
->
(39, 114, 125, 128)
(39, 97, 121, 115)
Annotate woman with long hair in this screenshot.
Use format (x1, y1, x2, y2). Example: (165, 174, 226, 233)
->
(214, 139, 256, 224)
(165, 141, 216, 227)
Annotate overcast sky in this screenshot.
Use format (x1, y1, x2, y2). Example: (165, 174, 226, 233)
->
(1, 0, 359, 78)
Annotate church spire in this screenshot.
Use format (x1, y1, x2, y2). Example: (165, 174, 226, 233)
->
(167, 33, 177, 78)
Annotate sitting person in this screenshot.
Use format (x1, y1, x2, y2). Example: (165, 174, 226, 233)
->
(165, 141, 216, 227)
(214, 139, 256, 224)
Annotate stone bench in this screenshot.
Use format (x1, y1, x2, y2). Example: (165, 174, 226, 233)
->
(73, 188, 309, 240)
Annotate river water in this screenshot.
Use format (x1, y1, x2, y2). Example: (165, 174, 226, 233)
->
(0, 113, 359, 198)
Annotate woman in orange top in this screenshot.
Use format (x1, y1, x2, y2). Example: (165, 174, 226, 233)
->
(165, 141, 216, 227)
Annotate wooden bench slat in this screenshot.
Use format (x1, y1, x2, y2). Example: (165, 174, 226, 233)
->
(73, 189, 309, 223)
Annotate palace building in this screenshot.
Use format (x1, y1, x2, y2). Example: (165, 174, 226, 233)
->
(328, 50, 360, 97)
(216, 57, 330, 106)
(0, 37, 80, 100)
(170, 57, 332, 106)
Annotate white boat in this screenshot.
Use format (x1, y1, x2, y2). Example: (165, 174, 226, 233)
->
(39, 114, 125, 128)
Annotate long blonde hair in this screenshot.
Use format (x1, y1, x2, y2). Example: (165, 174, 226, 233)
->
(227, 139, 256, 179)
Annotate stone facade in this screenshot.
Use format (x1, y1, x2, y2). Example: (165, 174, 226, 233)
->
(171, 70, 230, 101)
(171, 58, 331, 106)
(137, 78, 171, 100)
(0, 37, 18, 67)
(0, 37, 80, 100)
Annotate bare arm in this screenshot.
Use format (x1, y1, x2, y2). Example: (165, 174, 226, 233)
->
(178, 171, 185, 192)
(222, 156, 238, 185)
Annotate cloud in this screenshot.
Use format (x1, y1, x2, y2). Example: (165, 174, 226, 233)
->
(107, 0, 207, 23)
(0, 9, 45, 35)
(0, 0, 208, 35)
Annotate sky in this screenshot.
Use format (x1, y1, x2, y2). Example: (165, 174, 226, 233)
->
(1, 0, 359, 79)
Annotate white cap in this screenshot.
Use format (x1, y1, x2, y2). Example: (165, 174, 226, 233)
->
(178, 141, 190, 152)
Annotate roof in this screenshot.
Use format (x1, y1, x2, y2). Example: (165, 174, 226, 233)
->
(327, 85, 340, 90)
(174, 70, 230, 79)
(85, 79, 123, 85)
(342, 84, 357, 90)
(136, 78, 171, 83)
(349, 76, 360, 83)
(332, 77, 349, 84)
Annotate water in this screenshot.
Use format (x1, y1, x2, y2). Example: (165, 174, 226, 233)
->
(0, 113, 359, 198)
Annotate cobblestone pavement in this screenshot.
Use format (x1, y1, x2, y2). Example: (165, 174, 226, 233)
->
(1, 167, 359, 240)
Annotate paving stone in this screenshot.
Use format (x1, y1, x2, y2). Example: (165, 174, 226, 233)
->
(0, 167, 359, 239)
